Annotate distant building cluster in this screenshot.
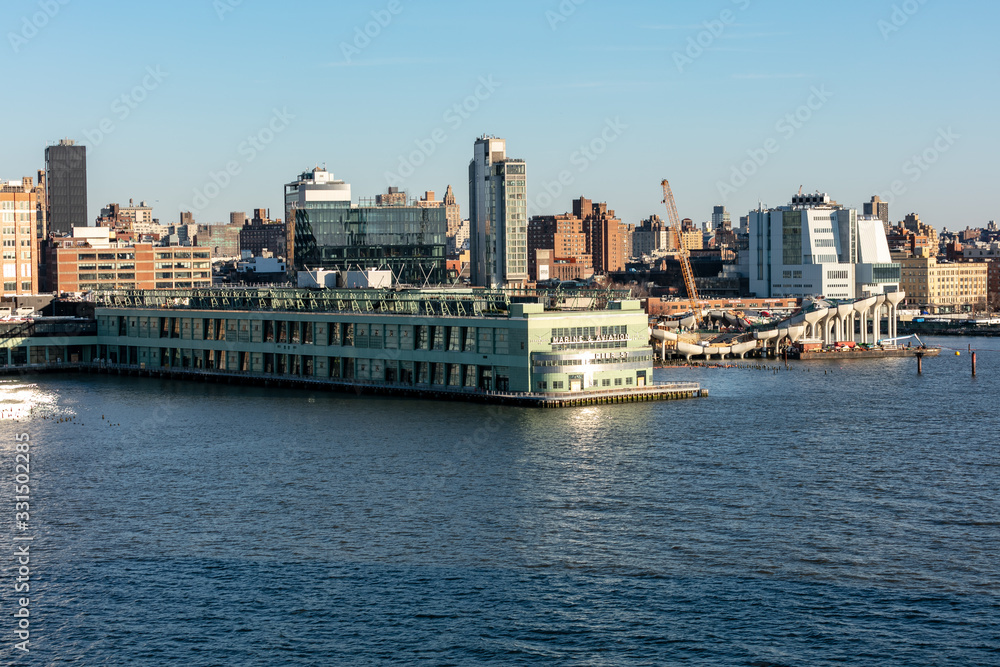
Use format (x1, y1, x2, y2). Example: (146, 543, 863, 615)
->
(0, 135, 996, 315)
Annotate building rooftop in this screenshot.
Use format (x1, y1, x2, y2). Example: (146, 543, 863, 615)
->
(89, 286, 635, 317)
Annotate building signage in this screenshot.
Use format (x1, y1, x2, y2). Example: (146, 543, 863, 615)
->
(551, 334, 631, 345)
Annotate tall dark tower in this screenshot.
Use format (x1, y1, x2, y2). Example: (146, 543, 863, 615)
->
(44, 139, 88, 235)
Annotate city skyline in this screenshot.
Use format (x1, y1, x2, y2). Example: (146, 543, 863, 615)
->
(5, 0, 997, 230)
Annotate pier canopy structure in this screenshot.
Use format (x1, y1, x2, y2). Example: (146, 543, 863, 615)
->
(89, 286, 630, 318)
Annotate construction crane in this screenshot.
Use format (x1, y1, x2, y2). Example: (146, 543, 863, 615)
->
(660, 179, 700, 314)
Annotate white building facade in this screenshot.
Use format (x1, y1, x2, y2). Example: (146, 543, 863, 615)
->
(469, 136, 527, 288)
(747, 193, 901, 300)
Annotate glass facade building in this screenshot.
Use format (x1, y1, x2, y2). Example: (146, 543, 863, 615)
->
(286, 169, 447, 286)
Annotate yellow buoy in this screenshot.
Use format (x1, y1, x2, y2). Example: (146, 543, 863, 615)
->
(955, 351, 961, 356)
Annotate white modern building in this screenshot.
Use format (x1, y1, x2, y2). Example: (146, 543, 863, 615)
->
(745, 192, 901, 300)
(469, 136, 528, 288)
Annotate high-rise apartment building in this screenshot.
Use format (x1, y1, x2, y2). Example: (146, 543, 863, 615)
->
(469, 137, 527, 287)
(527, 213, 592, 280)
(631, 215, 669, 258)
(712, 206, 732, 230)
(45, 139, 88, 235)
(574, 198, 627, 275)
(864, 196, 890, 231)
(679, 218, 704, 252)
(0, 177, 42, 295)
(745, 192, 901, 300)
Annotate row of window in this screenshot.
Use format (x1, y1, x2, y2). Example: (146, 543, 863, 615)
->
(99, 346, 511, 389)
(108, 317, 518, 355)
(534, 354, 650, 367)
(0, 226, 33, 235)
(537, 377, 633, 389)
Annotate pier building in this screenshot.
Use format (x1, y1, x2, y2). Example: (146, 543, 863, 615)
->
(1, 289, 702, 406)
(87, 288, 654, 394)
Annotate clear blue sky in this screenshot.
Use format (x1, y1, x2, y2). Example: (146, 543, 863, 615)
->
(4, 0, 996, 231)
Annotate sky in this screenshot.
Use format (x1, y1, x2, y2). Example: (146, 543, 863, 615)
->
(3, 0, 997, 232)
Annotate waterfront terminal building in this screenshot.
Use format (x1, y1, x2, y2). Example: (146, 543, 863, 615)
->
(0, 289, 676, 401)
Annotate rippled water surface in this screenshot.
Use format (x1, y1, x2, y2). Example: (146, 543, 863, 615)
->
(0, 336, 998, 665)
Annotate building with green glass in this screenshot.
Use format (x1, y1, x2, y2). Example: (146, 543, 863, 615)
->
(80, 288, 653, 395)
(285, 168, 447, 286)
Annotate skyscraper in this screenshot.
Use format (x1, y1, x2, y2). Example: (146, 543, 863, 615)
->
(864, 195, 890, 231)
(44, 139, 88, 235)
(469, 136, 527, 288)
(712, 205, 732, 230)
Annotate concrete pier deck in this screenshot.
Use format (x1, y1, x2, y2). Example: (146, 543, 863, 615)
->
(0, 362, 705, 408)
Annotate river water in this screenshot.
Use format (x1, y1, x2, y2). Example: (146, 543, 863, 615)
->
(0, 336, 997, 665)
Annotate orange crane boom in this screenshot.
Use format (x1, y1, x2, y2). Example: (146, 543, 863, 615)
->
(660, 179, 700, 312)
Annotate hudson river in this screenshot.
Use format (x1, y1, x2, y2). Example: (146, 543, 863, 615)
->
(0, 336, 997, 665)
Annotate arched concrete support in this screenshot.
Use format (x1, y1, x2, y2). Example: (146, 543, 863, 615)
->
(886, 291, 905, 341)
(854, 296, 877, 345)
(836, 304, 854, 343)
(804, 308, 827, 340)
(873, 295, 887, 341)
(677, 341, 703, 362)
